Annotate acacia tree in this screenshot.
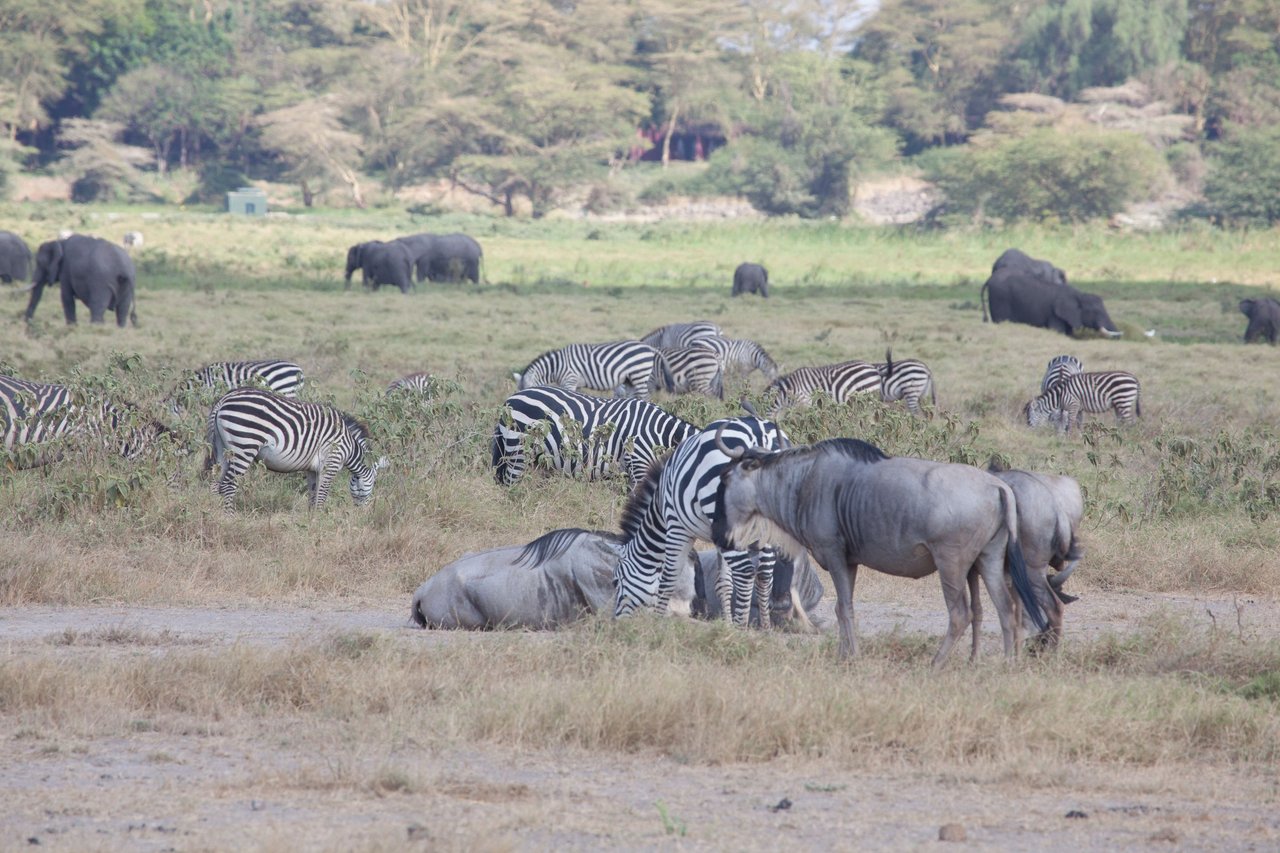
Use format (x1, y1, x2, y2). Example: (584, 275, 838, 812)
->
(256, 96, 365, 207)
(55, 118, 151, 201)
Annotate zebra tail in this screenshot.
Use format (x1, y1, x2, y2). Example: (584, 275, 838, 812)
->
(490, 424, 509, 484)
(203, 411, 221, 473)
(883, 348, 894, 378)
(711, 366, 725, 401)
(656, 354, 676, 394)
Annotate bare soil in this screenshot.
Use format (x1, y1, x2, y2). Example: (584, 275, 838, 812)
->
(3, 586, 1279, 851)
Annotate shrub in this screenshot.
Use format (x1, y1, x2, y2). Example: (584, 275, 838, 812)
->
(1202, 126, 1280, 226)
(929, 127, 1168, 224)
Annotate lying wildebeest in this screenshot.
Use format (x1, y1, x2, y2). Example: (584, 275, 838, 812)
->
(711, 433, 1048, 666)
(985, 459, 1085, 650)
(410, 528, 816, 631)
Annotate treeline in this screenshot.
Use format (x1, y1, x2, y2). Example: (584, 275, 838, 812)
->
(2, 0, 1279, 224)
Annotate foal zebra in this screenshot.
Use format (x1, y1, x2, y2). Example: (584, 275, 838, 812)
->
(169, 360, 304, 414)
(1, 374, 165, 465)
(1025, 371, 1141, 433)
(516, 340, 674, 400)
(691, 337, 780, 380)
(876, 351, 936, 414)
(386, 372, 435, 395)
(1040, 354, 1083, 394)
(207, 388, 386, 512)
(659, 347, 724, 399)
(492, 386, 697, 487)
(640, 320, 722, 350)
(613, 417, 789, 626)
(766, 360, 880, 417)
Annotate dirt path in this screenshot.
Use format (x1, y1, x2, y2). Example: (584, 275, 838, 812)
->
(3, 588, 1279, 851)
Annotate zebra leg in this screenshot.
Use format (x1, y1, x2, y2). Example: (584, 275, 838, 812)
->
(216, 448, 254, 512)
(311, 456, 344, 508)
(723, 549, 757, 626)
(656, 530, 695, 614)
(753, 547, 775, 630)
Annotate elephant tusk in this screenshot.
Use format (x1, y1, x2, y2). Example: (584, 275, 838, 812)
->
(15, 282, 37, 293)
(1102, 329, 1123, 338)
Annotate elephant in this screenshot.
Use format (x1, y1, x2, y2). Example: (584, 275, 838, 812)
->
(732, 262, 768, 298)
(0, 230, 31, 284)
(991, 248, 1067, 287)
(24, 235, 137, 327)
(395, 232, 483, 284)
(981, 271, 1120, 338)
(1240, 297, 1280, 344)
(344, 240, 414, 294)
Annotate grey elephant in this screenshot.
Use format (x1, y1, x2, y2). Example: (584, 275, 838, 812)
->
(1240, 296, 1280, 344)
(344, 240, 414, 294)
(0, 230, 31, 283)
(396, 232, 483, 284)
(981, 272, 1120, 337)
(25, 235, 137, 327)
(732, 262, 769, 297)
(990, 249, 1066, 288)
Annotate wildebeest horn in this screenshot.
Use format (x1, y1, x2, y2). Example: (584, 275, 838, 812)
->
(739, 398, 760, 418)
(714, 422, 745, 460)
(1049, 557, 1079, 590)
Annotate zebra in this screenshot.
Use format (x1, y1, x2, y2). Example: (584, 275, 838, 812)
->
(206, 388, 386, 512)
(659, 346, 724, 399)
(876, 350, 936, 415)
(766, 360, 880, 417)
(691, 337, 780, 380)
(515, 340, 674, 400)
(1024, 371, 1141, 433)
(640, 320, 723, 350)
(1040, 354, 1084, 394)
(613, 417, 789, 627)
(492, 386, 697, 487)
(386, 372, 435, 395)
(1, 374, 165, 466)
(169, 360, 304, 415)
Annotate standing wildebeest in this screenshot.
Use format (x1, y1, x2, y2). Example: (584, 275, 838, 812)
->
(732, 262, 769, 298)
(984, 460, 1085, 650)
(711, 435, 1048, 666)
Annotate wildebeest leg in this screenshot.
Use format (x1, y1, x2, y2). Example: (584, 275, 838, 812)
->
(975, 542, 1019, 659)
(820, 554, 858, 659)
(932, 563, 972, 668)
(967, 568, 983, 662)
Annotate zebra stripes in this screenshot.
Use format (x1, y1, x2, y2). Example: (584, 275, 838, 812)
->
(877, 351, 936, 414)
(170, 360, 304, 414)
(492, 386, 697, 487)
(766, 360, 880, 416)
(516, 340, 673, 400)
(207, 388, 385, 512)
(1025, 370, 1141, 433)
(1, 374, 164, 465)
(691, 337, 780, 380)
(640, 320, 722, 350)
(1040, 354, 1084, 394)
(659, 347, 724, 399)
(613, 417, 789, 626)
(386, 372, 435, 395)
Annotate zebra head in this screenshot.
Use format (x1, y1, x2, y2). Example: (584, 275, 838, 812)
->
(350, 454, 389, 505)
(1024, 397, 1055, 428)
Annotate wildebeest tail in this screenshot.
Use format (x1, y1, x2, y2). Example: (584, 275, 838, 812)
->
(410, 595, 427, 628)
(999, 486, 1049, 633)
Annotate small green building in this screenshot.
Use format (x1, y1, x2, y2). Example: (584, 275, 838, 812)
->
(226, 187, 268, 216)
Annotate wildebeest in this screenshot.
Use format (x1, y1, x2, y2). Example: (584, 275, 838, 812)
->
(711, 434, 1048, 666)
(985, 460, 1085, 649)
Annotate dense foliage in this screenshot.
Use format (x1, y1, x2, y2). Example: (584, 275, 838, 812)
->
(2, 0, 1280, 222)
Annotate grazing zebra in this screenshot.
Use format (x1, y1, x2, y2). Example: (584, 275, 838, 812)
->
(515, 340, 674, 400)
(766, 360, 880, 417)
(640, 320, 722, 350)
(659, 346, 724, 399)
(386, 372, 435, 395)
(613, 417, 789, 626)
(1040, 354, 1084, 394)
(1025, 371, 1141, 433)
(1, 374, 165, 465)
(691, 337, 780, 380)
(207, 388, 386, 512)
(876, 350, 936, 414)
(169, 360, 304, 414)
(492, 386, 697, 487)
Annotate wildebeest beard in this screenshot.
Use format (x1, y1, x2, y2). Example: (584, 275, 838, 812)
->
(711, 473, 805, 560)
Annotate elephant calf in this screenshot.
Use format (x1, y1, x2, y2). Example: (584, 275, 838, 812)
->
(1240, 296, 1280, 344)
(25, 234, 137, 327)
(732, 262, 769, 298)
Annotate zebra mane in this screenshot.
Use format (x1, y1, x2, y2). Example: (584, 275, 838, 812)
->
(515, 528, 622, 568)
(758, 437, 889, 468)
(342, 412, 370, 442)
(620, 453, 669, 543)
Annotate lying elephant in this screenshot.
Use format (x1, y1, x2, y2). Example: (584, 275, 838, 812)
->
(410, 529, 823, 630)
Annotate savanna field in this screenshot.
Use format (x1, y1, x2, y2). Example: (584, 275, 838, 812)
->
(2, 205, 1279, 849)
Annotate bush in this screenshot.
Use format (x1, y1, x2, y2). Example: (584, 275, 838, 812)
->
(1203, 126, 1280, 226)
(929, 127, 1168, 224)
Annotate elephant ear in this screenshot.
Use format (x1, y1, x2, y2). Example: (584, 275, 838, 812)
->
(1052, 293, 1083, 333)
(41, 240, 65, 282)
(1240, 298, 1256, 317)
